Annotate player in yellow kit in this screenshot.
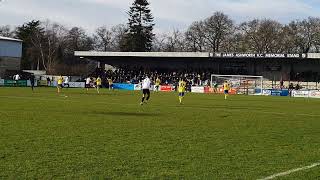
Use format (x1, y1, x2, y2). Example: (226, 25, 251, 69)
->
(223, 80, 230, 100)
(57, 75, 64, 94)
(155, 77, 161, 92)
(108, 78, 113, 90)
(96, 76, 102, 94)
(178, 79, 187, 104)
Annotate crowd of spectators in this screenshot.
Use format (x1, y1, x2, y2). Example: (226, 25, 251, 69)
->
(91, 66, 214, 87)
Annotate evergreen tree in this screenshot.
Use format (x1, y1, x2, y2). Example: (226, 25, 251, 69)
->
(15, 20, 44, 70)
(122, 0, 154, 52)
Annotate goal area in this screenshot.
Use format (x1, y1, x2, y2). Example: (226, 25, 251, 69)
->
(211, 74, 263, 95)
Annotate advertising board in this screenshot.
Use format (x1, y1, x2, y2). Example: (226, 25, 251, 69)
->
(69, 82, 85, 88)
(113, 83, 135, 90)
(191, 86, 204, 93)
(160, 85, 173, 92)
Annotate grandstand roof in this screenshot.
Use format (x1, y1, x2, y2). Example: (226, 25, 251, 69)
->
(75, 51, 210, 58)
(74, 51, 320, 59)
(0, 36, 22, 42)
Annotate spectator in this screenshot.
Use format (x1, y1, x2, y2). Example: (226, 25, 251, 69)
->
(280, 80, 284, 89)
(89, 66, 214, 86)
(13, 74, 20, 86)
(47, 77, 51, 86)
(289, 83, 294, 97)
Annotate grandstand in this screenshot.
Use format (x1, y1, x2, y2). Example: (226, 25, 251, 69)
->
(75, 51, 320, 82)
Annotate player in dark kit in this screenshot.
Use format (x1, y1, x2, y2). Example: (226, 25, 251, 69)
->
(30, 74, 35, 92)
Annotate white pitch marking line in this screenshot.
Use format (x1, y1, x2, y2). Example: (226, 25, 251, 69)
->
(258, 162, 320, 180)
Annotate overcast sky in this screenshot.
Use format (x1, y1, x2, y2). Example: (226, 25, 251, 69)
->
(1, 0, 320, 34)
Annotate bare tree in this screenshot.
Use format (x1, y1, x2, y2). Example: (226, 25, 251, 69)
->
(28, 24, 46, 71)
(220, 29, 245, 53)
(239, 19, 283, 53)
(295, 17, 320, 53)
(185, 21, 206, 52)
(310, 18, 320, 52)
(65, 27, 94, 53)
(43, 21, 68, 73)
(0, 25, 14, 37)
(203, 12, 234, 52)
(94, 26, 113, 51)
(278, 23, 300, 53)
(151, 30, 187, 52)
(152, 33, 167, 52)
(28, 21, 67, 73)
(111, 24, 127, 52)
(163, 30, 187, 52)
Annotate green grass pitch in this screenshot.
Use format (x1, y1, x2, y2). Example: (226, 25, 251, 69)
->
(0, 87, 319, 179)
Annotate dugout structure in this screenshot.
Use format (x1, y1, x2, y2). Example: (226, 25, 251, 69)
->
(211, 74, 263, 95)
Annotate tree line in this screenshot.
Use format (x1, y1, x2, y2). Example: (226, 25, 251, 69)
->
(1, 0, 320, 74)
(154, 12, 320, 54)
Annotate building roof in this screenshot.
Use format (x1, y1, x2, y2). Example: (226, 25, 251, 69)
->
(0, 36, 22, 42)
(75, 51, 320, 59)
(75, 51, 210, 58)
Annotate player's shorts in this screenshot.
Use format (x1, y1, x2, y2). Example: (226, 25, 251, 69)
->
(179, 92, 185, 96)
(85, 84, 90, 88)
(143, 89, 150, 95)
(109, 84, 113, 88)
(224, 90, 229, 94)
(58, 84, 63, 88)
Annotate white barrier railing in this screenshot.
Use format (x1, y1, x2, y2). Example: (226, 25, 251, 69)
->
(292, 90, 320, 98)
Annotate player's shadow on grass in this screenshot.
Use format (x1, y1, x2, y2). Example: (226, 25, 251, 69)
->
(97, 111, 159, 117)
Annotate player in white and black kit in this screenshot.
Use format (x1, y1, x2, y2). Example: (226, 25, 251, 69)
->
(140, 76, 151, 105)
(64, 76, 70, 88)
(85, 77, 91, 92)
